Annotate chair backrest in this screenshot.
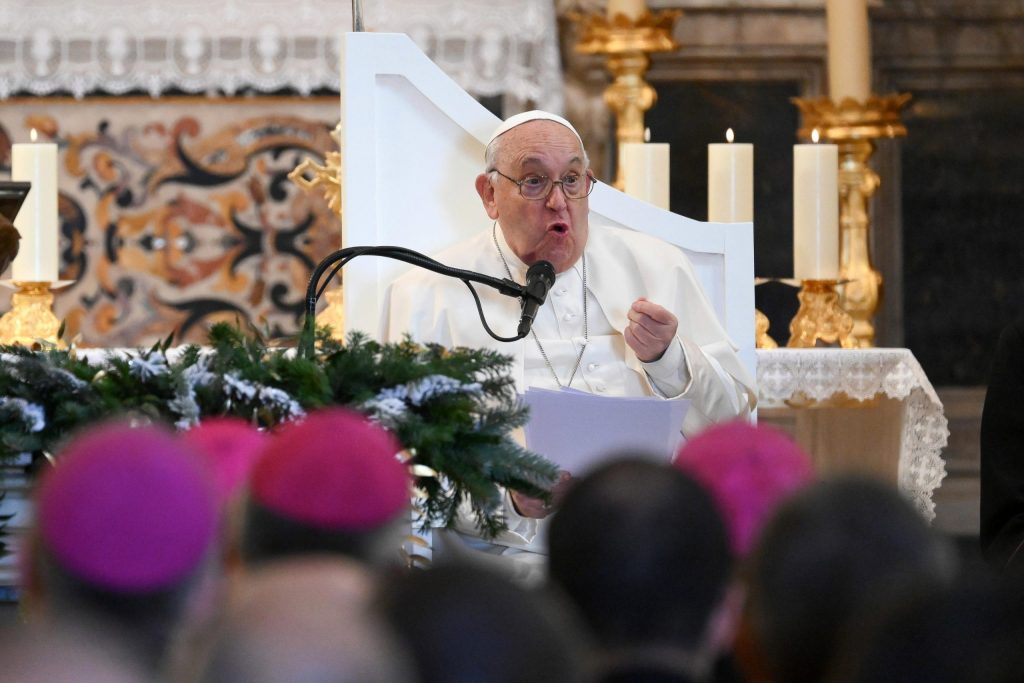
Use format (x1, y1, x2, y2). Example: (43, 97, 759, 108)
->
(338, 32, 755, 380)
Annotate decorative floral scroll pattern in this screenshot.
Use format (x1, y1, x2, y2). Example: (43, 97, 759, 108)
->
(1, 97, 342, 347)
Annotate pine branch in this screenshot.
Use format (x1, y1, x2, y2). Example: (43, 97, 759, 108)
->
(0, 322, 559, 540)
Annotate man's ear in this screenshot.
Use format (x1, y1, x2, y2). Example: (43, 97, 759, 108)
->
(475, 173, 500, 220)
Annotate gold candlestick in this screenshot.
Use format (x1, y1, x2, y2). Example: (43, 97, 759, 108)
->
(755, 309, 778, 349)
(754, 277, 783, 349)
(0, 281, 64, 347)
(792, 93, 910, 347)
(787, 279, 854, 349)
(570, 7, 680, 189)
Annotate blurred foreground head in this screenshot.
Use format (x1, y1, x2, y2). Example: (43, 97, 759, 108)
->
(828, 569, 1024, 683)
(548, 458, 733, 681)
(674, 420, 814, 558)
(183, 416, 268, 507)
(26, 420, 220, 675)
(0, 621, 149, 683)
(379, 563, 590, 683)
(199, 557, 414, 683)
(242, 408, 411, 568)
(741, 476, 957, 683)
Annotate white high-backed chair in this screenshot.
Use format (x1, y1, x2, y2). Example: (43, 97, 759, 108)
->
(338, 32, 754, 381)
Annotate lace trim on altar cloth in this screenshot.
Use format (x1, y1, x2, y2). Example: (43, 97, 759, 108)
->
(0, 0, 563, 111)
(757, 348, 949, 521)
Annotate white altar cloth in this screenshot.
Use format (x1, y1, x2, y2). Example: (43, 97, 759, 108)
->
(756, 348, 949, 521)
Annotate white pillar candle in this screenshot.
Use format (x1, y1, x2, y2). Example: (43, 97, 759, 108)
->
(607, 0, 646, 20)
(621, 141, 670, 211)
(793, 132, 839, 280)
(11, 131, 59, 282)
(707, 128, 753, 223)
(826, 0, 871, 102)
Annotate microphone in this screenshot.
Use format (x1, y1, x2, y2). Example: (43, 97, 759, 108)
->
(517, 260, 556, 337)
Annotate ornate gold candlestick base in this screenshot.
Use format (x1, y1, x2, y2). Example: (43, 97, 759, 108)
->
(755, 309, 778, 349)
(0, 281, 64, 347)
(570, 10, 680, 189)
(793, 94, 911, 348)
(787, 279, 854, 349)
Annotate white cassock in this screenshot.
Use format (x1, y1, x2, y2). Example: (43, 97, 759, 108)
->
(381, 219, 756, 575)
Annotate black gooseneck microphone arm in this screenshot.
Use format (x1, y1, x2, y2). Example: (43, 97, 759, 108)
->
(303, 245, 540, 345)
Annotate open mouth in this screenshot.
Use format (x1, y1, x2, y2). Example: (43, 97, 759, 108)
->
(548, 222, 569, 235)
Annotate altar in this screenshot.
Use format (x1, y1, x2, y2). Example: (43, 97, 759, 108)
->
(756, 347, 948, 521)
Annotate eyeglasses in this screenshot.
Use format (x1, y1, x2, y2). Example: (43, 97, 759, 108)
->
(490, 168, 596, 201)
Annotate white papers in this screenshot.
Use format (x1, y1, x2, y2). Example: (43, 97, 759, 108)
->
(522, 387, 689, 476)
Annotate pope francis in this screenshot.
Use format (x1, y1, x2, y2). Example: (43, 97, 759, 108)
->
(382, 111, 756, 570)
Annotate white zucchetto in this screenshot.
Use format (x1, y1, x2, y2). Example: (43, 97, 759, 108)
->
(486, 110, 583, 148)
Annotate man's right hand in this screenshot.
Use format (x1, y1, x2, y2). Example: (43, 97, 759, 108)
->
(510, 470, 574, 519)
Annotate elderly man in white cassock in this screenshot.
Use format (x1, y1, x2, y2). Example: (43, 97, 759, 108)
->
(383, 111, 756, 571)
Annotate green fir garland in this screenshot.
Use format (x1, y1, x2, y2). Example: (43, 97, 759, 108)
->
(0, 322, 558, 541)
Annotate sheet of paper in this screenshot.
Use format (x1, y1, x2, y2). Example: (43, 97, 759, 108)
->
(522, 387, 689, 476)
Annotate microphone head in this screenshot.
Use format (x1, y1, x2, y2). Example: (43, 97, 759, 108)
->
(527, 260, 556, 288)
(518, 260, 556, 337)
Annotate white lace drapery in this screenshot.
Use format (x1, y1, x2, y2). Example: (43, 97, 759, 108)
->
(757, 348, 949, 521)
(0, 0, 564, 112)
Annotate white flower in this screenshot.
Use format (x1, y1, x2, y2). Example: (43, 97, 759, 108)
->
(376, 385, 409, 402)
(0, 397, 46, 432)
(221, 375, 304, 420)
(130, 352, 169, 380)
(53, 367, 87, 391)
(257, 386, 305, 419)
(406, 374, 482, 405)
(370, 375, 481, 410)
(223, 372, 258, 400)
(183, 359, 216, 388)
(168, 387, 200, 430)
(363, 396, 408, 423)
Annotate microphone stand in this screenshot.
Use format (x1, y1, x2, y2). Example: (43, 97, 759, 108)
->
(303, 245, 538, 354)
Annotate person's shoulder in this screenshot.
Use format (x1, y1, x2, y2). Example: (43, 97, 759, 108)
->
(589, 219, 686, 265)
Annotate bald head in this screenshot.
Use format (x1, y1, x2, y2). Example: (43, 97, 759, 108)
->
(200, 558, 414, 683)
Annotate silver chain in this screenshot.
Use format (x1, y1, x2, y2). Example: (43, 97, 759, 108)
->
(492, 223, 588, 388)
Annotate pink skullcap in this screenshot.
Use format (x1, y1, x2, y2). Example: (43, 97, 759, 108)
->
(674, 421, 814, 557)
(487, 109, 583, 148)
(250, 408, 409, 531)
(184, 418, 268, 505)
(36, 422, 218, 592)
